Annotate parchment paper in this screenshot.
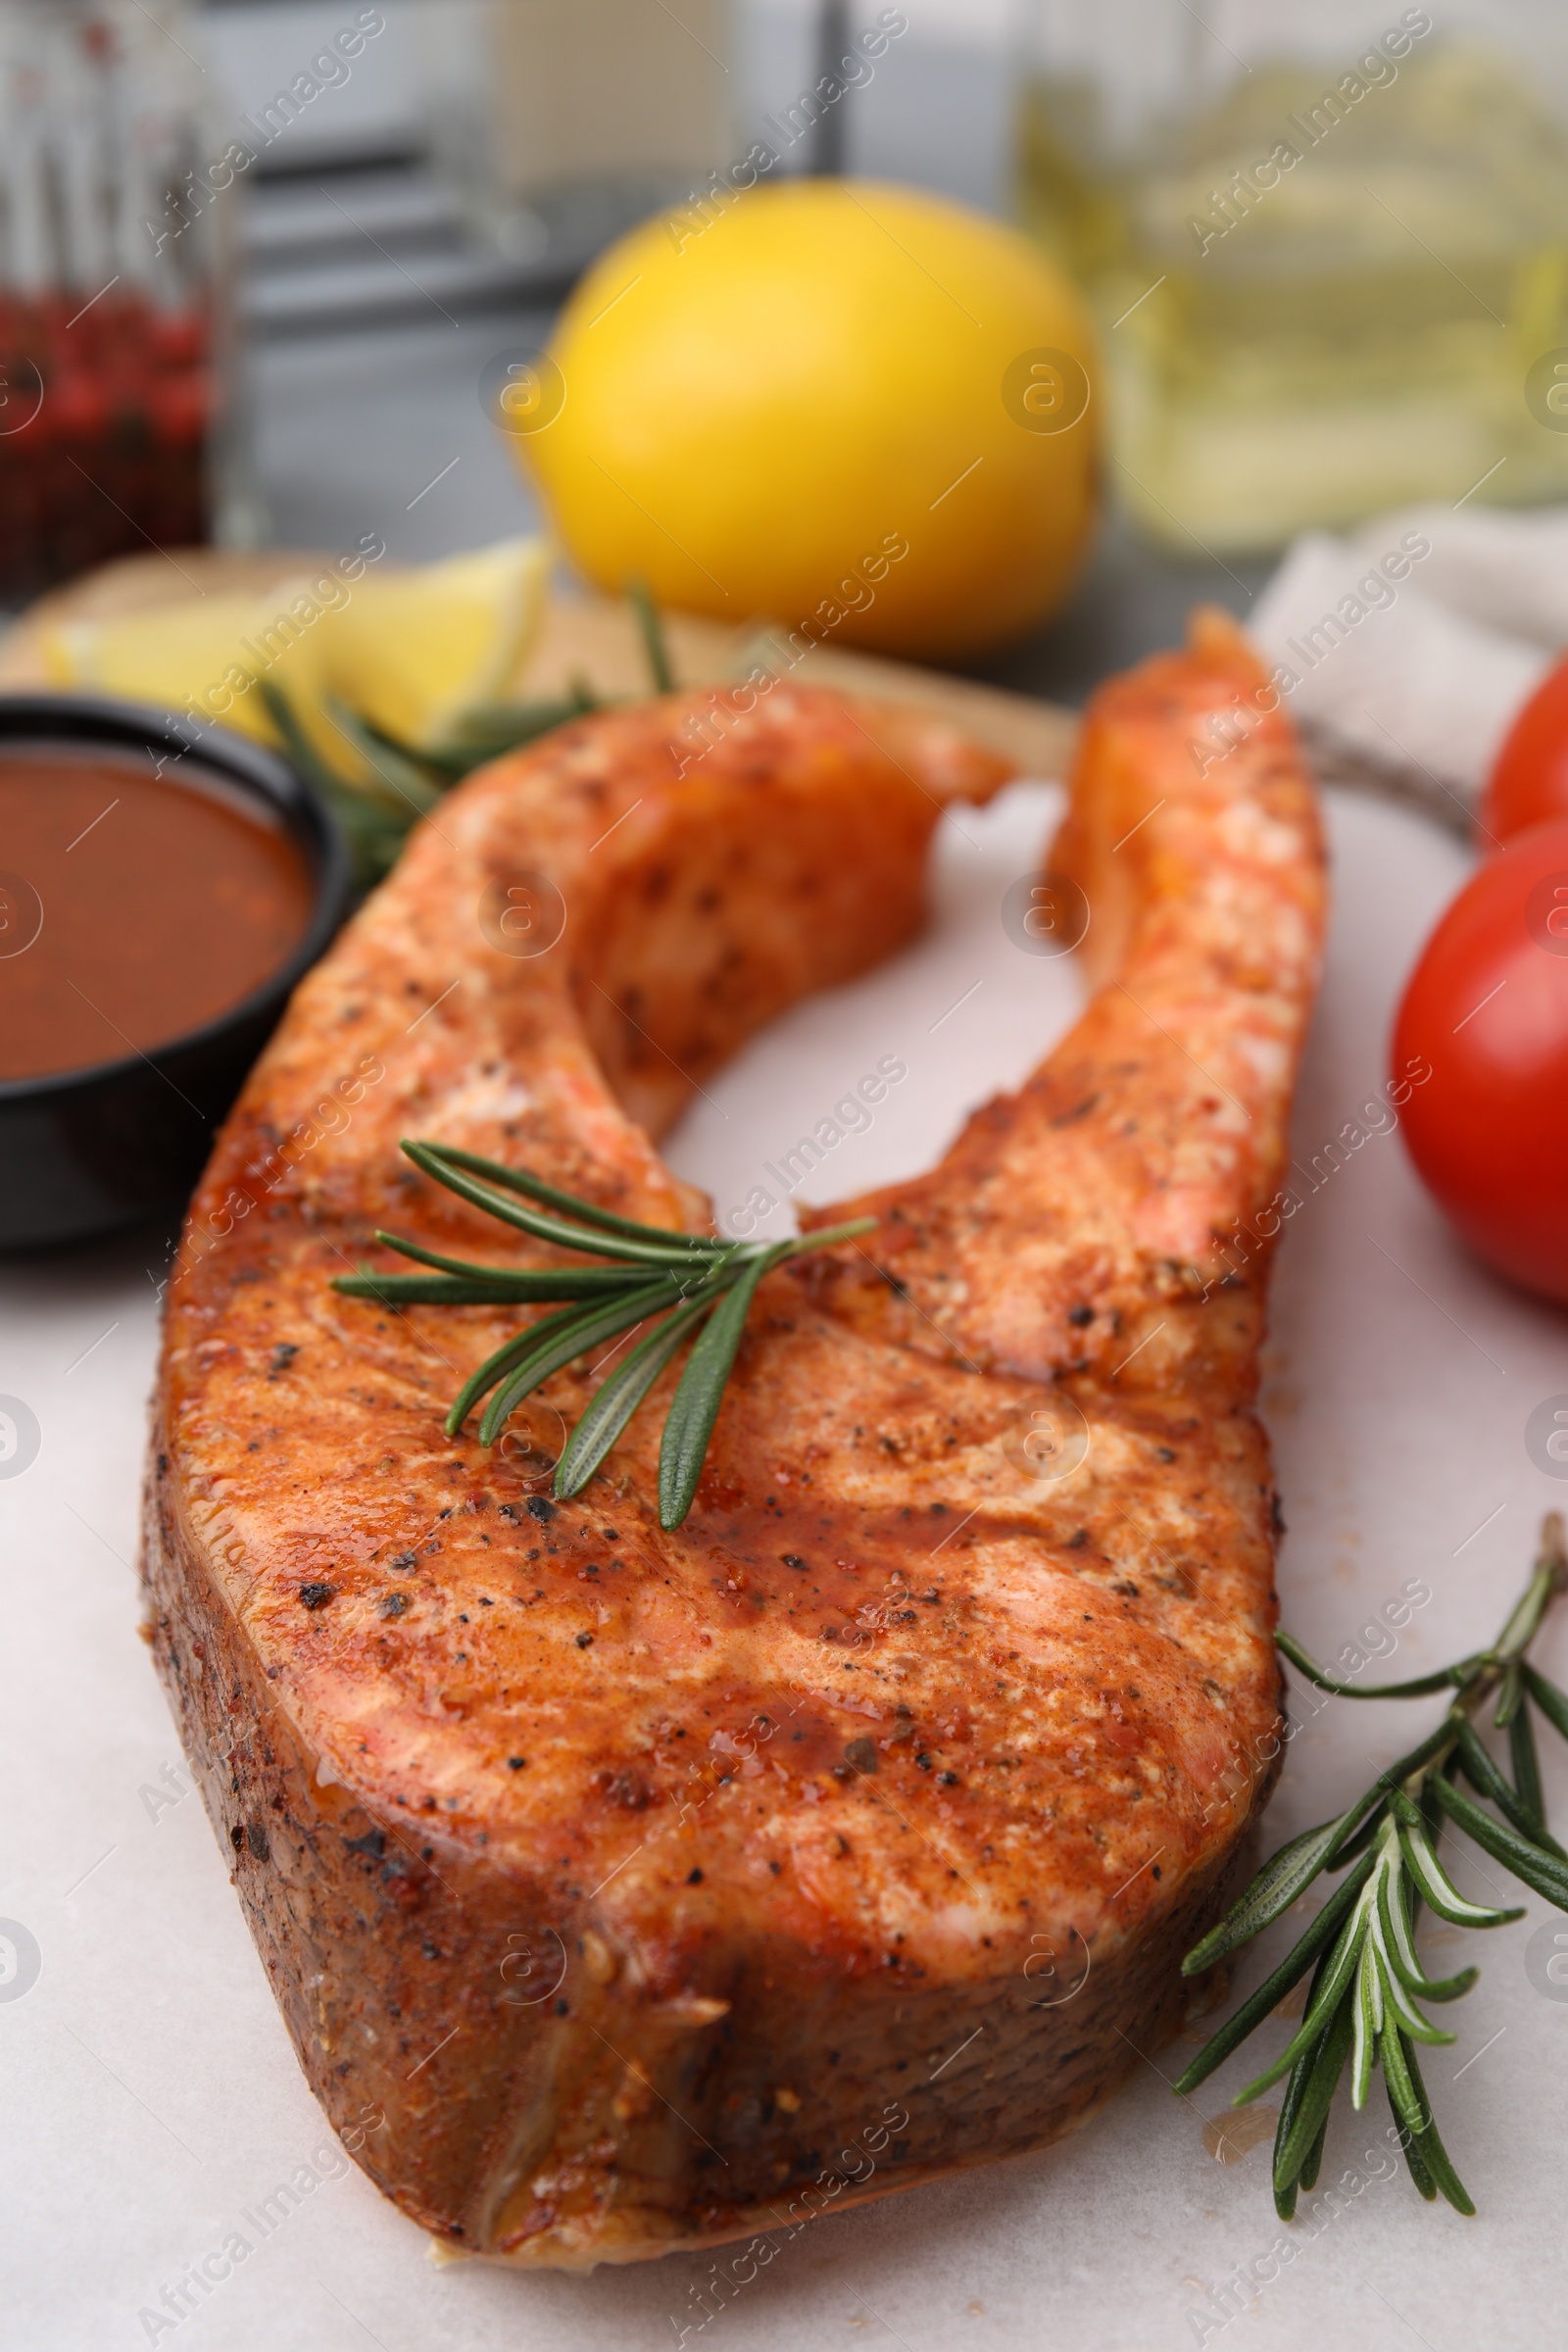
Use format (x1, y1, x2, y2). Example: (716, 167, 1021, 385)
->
(5, 781, 1566, 2351)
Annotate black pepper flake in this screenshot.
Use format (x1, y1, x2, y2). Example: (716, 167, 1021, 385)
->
(390, 1551, 417, 1571)
(268, 1343, 298, 1378)
(938, 1771, 959, 1787)
(299, 1582, 335, 1609)
(844, 1737, 878, 1776)
(507, 1756, 527, 1771)
(687, 1867, 704, 1885)
(781, 1553, 808, 1570)
(575, 1631, 594, 1648)
(379, 1592, 409, 1620)
(344, 1829, 385, 1858)
(915, 1752, 933, 1770)
(526, 1495, 557, 1522)
(1068, 1303, 1095, 1327)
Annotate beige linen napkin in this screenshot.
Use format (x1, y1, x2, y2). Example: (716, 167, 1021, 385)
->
(1250, 503, 1568, 827)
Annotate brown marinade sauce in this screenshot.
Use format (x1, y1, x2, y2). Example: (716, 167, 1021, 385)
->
(0, 747, 312, 1083)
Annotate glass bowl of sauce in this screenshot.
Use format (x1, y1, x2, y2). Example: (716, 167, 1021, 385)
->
(0, 696, 350, 1249)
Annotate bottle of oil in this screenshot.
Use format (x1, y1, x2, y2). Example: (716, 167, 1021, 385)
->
(1016, 1, 1568, 551)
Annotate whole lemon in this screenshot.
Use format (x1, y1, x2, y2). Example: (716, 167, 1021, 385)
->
(513, 179, 1099, 661)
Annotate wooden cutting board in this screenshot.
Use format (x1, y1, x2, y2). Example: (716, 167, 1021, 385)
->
(0, 549, 1080, 779)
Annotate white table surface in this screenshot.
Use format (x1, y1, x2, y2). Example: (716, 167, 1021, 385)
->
(6, 780, 1568, 2351)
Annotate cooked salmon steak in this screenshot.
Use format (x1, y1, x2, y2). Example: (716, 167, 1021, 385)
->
(142, 614, 1325, 2269)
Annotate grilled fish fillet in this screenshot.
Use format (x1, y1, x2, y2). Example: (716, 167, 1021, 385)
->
(142, 614, 1325, 2269)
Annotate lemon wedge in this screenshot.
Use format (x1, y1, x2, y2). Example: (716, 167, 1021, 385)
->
(42, 592, 308, 748)
(40, 536, 552, 773)
(323, 537, 552, 750)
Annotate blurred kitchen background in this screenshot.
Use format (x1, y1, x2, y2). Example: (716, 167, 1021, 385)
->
(5, 0, 1567, 699)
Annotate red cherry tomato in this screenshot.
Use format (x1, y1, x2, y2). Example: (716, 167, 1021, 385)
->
(1393, 817, 1568, 1304)
(1479, 656, 1568, 845)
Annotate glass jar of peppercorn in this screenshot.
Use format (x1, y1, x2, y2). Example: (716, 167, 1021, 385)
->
(0, 0, 236, 604)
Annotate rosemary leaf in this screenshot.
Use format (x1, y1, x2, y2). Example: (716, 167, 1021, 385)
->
(361, 1229, 640, 1296)
(1403, 2132, 1440, 2203)
(1271, 1997, 1327, 2223)
(448, 691, 600, 746)
(445, 1298, 611, 1437)
(1396, 1805, 1525, 1929)
(350, 710, 476, 780)
(659, 1244, 789, 1529)
(335, 1271, 614, 1306)
(1275, 1633, 1465, 1699)
(1322, 1796, 1391, 1870)
(1371, 1930, 1452, 2046)
(1399, 2040, 1476, 2216)
(1270, 1992, 1354, 2193)
(408, 1140, 723, 1253)
(1182, 1817, 1349, 1976)
(1453, 1718, 1564, 1858)
(554, 1292, 718, 1499)
(257, 679, 342, 793)
(368, 699, 596, 779)
(1173, 1852, 1376, 2096)
(627, 575, 675, 694)
(1508, 1698, 1546, 1831)
(1382, 2028, 1433, 2152)
(1430, 1774, 1568, 1913)
(403, 1142, 728, 1271)
(261, 679, 410, 881)
(1407, 1962, 1480, 2005)
(1522, 1661, 1568, 1745)
(779, 1213, 880, 1253)
(1350, 1939, 1382, 2108)
(1238, 1893, 1369, 2106)
(1297, 2107, 1330, 2195)
(320, 695, 444, 815)
(1371, 1718, 1470, 1801)
(476, 1282, 678, 1446)
(1375, 1855, 1474, 2006)
(1386, 2070, 1438, 2202)
(1494, 1659, 1524, 1731)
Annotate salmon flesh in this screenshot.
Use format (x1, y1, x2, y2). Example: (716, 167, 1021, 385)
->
(142, 616, 1325, 2267)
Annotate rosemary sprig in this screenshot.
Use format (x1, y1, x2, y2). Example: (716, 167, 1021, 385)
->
(1176, 1513, 1568, 2219)
(262, 581, 673, 887)
(626, 574, 675, 694)
(332, 1141, 871, 1527)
